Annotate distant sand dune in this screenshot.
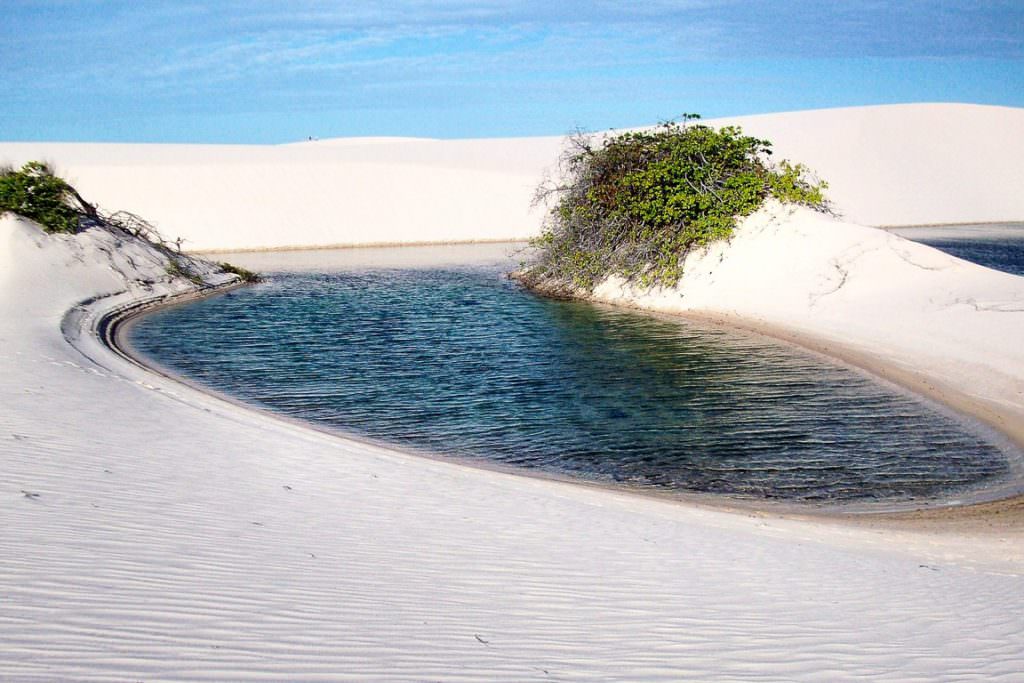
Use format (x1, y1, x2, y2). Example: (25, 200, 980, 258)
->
(2, 103, 1022, 251)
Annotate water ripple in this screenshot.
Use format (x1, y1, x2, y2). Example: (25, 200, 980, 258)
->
(129, 259, 1015, 506)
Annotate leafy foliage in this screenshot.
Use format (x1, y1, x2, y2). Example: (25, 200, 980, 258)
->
(0, 162, 90, 234)
(218, 261, 261, 283)
(524, 116, 829, 292)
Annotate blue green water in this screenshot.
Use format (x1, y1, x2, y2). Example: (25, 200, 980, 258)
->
(127, 228, 1024, 506)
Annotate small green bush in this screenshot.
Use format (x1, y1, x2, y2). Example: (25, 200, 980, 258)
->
(1, 161, 262, 287)
(0, 162, 86, 233)
(524, 116, 829, 291)
(218, 261, 261, 283)
(164, 258, 203, 285)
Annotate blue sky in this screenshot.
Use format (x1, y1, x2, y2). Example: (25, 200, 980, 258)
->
(2, 1, 1022, 143)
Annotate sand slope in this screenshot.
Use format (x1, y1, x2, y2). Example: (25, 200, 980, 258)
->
(3, 214, 1024, 680)
(2, 104, 1022, 251)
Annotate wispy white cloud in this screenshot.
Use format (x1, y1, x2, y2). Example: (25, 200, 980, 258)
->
(1, 1, 1021, 141)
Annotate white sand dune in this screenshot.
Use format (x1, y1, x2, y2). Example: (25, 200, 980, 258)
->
(704, 104, 1024, 226)
(2, 104, 1022, 251)
(3, 103, 1024, 679)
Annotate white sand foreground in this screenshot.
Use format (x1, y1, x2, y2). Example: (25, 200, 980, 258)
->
(4, 213, 1024, 680)
(2, 103, 1024, 679)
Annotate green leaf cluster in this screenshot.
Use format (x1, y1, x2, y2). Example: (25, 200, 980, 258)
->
(0, 162, 83, 234)
(527, 117, 829, 291)
(218, 261, 261, 283)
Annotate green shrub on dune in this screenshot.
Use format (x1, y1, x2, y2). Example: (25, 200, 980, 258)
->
(0, 161, 259, 285)
(523, 115, 829, 293)
(0, 161, 94, 234)
(217, 261, 261, 283)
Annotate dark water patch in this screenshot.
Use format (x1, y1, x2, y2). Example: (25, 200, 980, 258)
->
(890, 222, 1024, 276)
(129, 257, 1013, 506)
